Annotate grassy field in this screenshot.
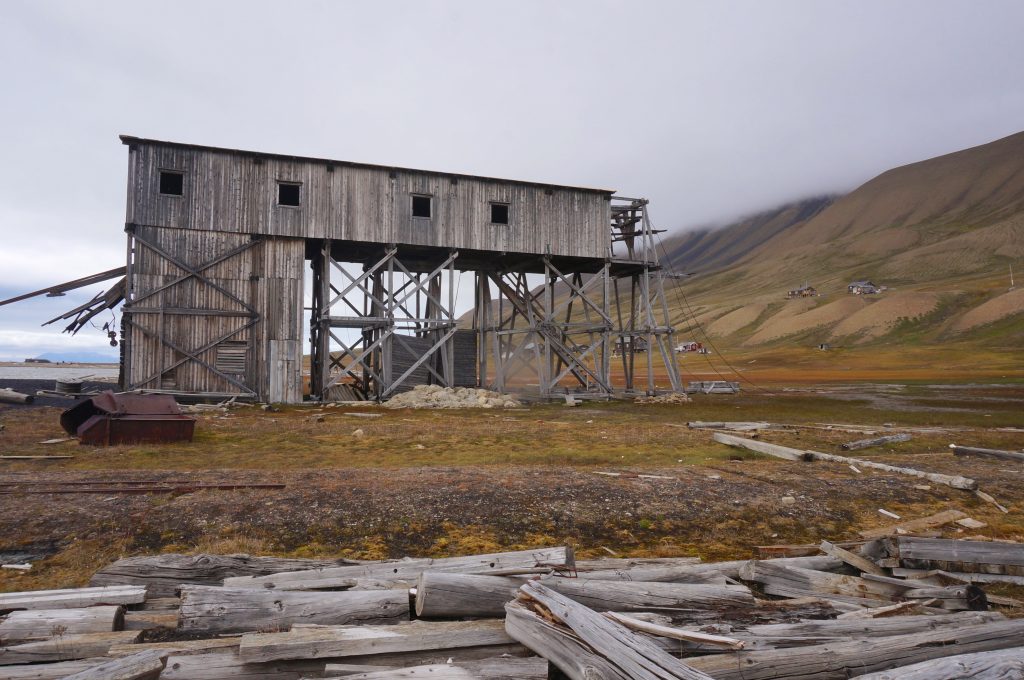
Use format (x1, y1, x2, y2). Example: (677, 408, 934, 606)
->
(1, 381, 1022, 595)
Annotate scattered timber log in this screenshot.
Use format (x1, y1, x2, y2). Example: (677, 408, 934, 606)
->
(0, 658, 107, 679)
(687, 421, 773, 431)
(0, 390, 33, 405)
(714, 433, 977, 490)
(238, 619, 515, 663)
(0, 606, 125, 644)
(739, 561, 906, 606)
(0, 630, 141, 665)
(851, 646, 1024, 679)
(223, 546, 572, 590)
(578, 555, 842, 582)
(544, 579, 755, 612)
(161, 645, 532, 679)
(859, 509, 968, 539)
(179, 585, 409, 633)
(91, 553, 361, 597)
(841, 434, 912, 450)
(893, 568, 1024, 586)
(733, 611, 1003, 649)
(950, 444, 1024, 463)
(819, 540, 886, 576)
(886, 536, 1024, 573)
(574, 557, 701, 572)
(123, 611, 177, 631)
(504, 581, 714, 680)
(59, 649, 168, 680)
(604, 612, 745, 650)
(712, 432, 810, 461)
(328, 657, 548, 679)
(684, 619, 1024, 680)
(415, 573, 521, 618)
(0, 586, 145, 611)
(108, 637, 240, 657)
(899, 584, 988, 610)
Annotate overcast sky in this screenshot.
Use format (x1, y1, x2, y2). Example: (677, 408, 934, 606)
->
(2, 0, 1023, 360)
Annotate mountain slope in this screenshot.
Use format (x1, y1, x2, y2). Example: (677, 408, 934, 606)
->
(662, 131, 1024, 351)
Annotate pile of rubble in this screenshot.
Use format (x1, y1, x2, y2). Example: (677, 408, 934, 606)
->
(1, 525, 1022, 679)
(383, 385, 520, 409)
(634, 392, 691, 405)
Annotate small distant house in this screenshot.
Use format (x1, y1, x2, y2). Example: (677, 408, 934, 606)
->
(787, 284, 818, 299)
(848, 280, 880, 295)
(674, 341, 703, 353)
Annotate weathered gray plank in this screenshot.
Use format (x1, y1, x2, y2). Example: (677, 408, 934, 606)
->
(851, 646, 1024, 679)
(0, 606, 125, 644)
(0, 586, 145, 611)
(0, 631, 141, 665)
(327, 657, 548, 679)
(59, 649, 168, 680)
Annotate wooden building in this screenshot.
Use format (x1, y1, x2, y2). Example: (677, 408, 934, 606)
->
(116, 136, 682, 402)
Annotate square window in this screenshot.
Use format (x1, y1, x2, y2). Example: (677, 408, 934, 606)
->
(278, 182, 301, 206)
(159, 170, 184, 196)
(490, 202, 510, 225)
(412, 194, 432, 218)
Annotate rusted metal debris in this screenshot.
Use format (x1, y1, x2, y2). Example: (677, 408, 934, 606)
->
(60, 391, 196, 445)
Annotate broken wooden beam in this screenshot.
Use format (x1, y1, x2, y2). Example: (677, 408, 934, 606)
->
(851, 646, 1024, 679)
(819, 540, 886, 576)
(59, 649, 168, 680)
(238, 619, 514, 663)
(325, 657, 548, 679)
(885, 536, 1024, 573)
(178, 585, 409, 633)
(603, 611, 745, 650)
(91, 553, 362, 597)
(0, 631, 141, 665)
(711, 432, 810, 461)
(505, 581, 714, 680)
(223, 546, 572, 590)
(841, 433, 911, 450)
(0, 389, 33, 405)
(687, 421, 773, 431)
(950, 444, 1024, 463)
(859, 509, 968, 539)
(684, 619, 1024, 679)
(542, 579, 756, 612)
(0, 606, 125, 644)
(414, 572, 521, 619)
(0, 585, 145, 610)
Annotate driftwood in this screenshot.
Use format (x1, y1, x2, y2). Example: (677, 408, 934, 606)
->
(893, 568, 1024, 586)
(0, 658, 107, 679)
(328, 657, 548, 679)
(543, 579, 755, 612)
(59, 649, 168, 680)
(178, 585, 408, 633)
(739, 561, 900, 606)
(574, 557, 701, 572)
(0, 586, 145, 611)
(505, 581, 713, 680)
(685, 619, 1024, 679)
(711, 432, 809, 461)
(0, 606, 125, 644)
(108, 637, 240, 657)
(687, 422, 773, 431)
(950, 445, 1024, 463)
(239, 619, 514, 663)
(603, 612, 745, 650)
(415, 573, 521, 618)
(579, 555, 842, 582)
(852, 645, 1024, 679)
(0, 390, 33, 405)
(0, 631, 141, 665)
(91, 553, 361, 597)
(224, 547, 572, 590)
(841, 434, 911, 450)
(819, 540, 886, 576)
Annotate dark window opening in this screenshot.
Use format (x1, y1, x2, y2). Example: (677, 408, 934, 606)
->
(412, 195, 432, 218)
(159, 171, 184, 196)
(278, 182, 301, 207)
(490, 202, 510, 225)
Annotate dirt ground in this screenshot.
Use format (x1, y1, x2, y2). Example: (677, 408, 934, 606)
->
(1, 380, 1022, 593)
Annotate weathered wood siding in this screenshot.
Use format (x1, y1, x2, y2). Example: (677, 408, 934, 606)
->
(125, 141, 610, 259)
(124, 226, 304, 400)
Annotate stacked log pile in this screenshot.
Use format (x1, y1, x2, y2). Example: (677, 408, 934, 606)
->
(0, 540, 1022, 679)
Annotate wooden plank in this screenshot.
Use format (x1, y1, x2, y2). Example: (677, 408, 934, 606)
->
(59, 649, 168, 680)
(852, 646, 1024, 680)
(91, 553, 360, 597)
(0, 586, 145, 611)
(179, 585, 408, 633)
(889, 537, 1024, 568)
(542, 579, 755, 612)
(738, 561, 900, 606)
(328, 657, 548, 679)
(892, 568, 1024, 586)
(238, 620, 514, 663)
(819, 540, 886, 576)
(0, 631, 141, 665)
(578, 555, 842, 582)
(736, 611, 1003, 647)
(685, 619, 1024, 679)
(0, 606, 124, 644)
(0, 658, 107, 679)
(951, 445, 1024, 463)
(841, 434, 912, 450)
(223, 547, 572, 590)
(859, 509, 968, 539)
(603, 612, 744, 650)
(711, 432, 809, 461)
(505, 581, 713, 680)
(415, 573, 520, 618)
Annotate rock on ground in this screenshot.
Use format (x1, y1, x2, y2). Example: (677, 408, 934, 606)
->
(383, 385, 520, 409)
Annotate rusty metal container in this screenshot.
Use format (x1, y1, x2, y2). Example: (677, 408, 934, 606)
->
(61, 391, 195, 446)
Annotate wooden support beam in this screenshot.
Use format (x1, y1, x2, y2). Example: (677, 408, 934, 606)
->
(841, 434, 912, 450)
(58, 649, 168, 680)
(950, 445, 1024, 463)
(0, 631, 141, 665)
